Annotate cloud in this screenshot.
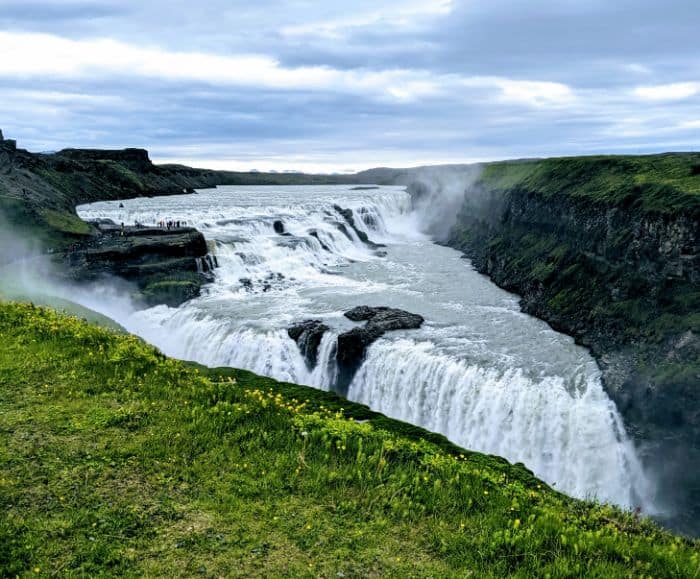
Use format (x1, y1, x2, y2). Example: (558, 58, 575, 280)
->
(625, 63, 653, 75)
(488, 79, 575, 108)
(0, 31, 577, 108)
(0, 0, 121, 22)
(0, 1, 698, 170)
(634, 82, 699, 101)
(281, 0, 454, 39)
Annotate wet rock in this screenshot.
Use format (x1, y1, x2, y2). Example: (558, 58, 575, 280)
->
(344, 305, 424, 328)
(239, 278, 253, 290)
(357, 207, 378, 229)
(336, 306, 424, 395)
(334, 222, 353, 241)
(333, 204, 386, 249)
(273, 220, 285, 234)
(63, 227, 215, 307)
(288, 320, 330, 369)
(309, 230, 331, 252)
(275, 237, 310, 250)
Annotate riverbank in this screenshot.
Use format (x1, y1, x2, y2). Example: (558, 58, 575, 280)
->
(2, 301, 698, 576)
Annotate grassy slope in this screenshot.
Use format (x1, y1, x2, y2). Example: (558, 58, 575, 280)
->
(477, 153, 700, 215)
(1, 302, 698, 577)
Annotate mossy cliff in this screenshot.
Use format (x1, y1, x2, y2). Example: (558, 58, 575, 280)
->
(445, 154, 700, 535)
(2, 301, 699, 576)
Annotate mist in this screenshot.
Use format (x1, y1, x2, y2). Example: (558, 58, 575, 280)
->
(0, 214, 140, 328)
(403, 164, 483, 241)
(0, 213, 55, 300)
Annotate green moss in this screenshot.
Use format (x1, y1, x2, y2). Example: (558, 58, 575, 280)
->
(1, 301, 698, 576)
(478, 153, 700, 215)
(96, 160, 146, 191)
(531, 260, 557, 283)
(38, 208, 94, 236)
(141, 279, 201, 307)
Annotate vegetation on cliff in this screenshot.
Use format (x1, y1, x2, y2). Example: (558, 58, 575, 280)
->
(451, 155, 699, 357)
(1, 301, 699, 577)
(475, 154, 700, 215)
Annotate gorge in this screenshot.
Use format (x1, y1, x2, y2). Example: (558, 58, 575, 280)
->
(1, 133, 698, 536)
(74, 184, 656, 520)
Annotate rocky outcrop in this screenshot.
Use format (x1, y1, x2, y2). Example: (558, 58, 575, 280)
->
(56, 148, 154, 172)
(287, 306, 424, 395)
(0, 131, 360, 306)
(336, 306, 424, 395)
(446, 158, 700, 535)
(65, 221, 214, 307)
(287, 320, 330, 369)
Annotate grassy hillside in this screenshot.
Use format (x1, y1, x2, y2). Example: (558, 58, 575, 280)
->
(1, 302, 698, 577)
(475, 153, 700, 216)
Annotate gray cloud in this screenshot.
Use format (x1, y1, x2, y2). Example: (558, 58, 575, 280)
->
(0, 0, 698, 170)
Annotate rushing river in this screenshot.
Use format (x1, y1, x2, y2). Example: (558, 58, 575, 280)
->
(77, 185, 656, 511)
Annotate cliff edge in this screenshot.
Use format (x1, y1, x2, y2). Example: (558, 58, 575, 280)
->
(445, 154, 700, 535)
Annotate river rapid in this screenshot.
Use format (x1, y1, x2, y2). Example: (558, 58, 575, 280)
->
(77, 184, 658, 512)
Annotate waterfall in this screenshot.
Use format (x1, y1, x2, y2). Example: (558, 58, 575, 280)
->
(348, 339, 653, 508)
(76, 184, 658, 514)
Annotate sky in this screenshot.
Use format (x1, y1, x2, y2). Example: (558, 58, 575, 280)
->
(0, 0, 698, 172)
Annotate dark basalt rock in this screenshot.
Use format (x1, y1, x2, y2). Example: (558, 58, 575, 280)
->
(309, 230, 331, 252)
(335, 306, 424, 395)
(288, 320, 330, 369)
(64, 225, 215, 307)
(57, 147, 153, 172)
(333, 204, 386, 249)
(344, 305, 424, 329)
(273, 220, 285, 234)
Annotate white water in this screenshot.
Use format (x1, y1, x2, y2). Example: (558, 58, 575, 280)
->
(77, 185, 656, 511)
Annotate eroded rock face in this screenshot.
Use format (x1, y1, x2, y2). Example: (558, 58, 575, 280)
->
(65, 222, 214, 307)
(287, 306, 424, 395)
(287, 320, 330, 369)
(447, 182, 700, 535)
(336, 306, 424, 395)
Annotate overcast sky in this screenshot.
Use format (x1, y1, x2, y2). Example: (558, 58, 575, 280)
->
(1, 0, 698, 171)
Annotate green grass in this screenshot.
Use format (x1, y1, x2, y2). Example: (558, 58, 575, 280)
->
(478, 154, 700, 215)
(1, 302, 699, 577)
(0, 197, 93, 256)
(37, 208, 94, 237)
(95, 160, 146, 192)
